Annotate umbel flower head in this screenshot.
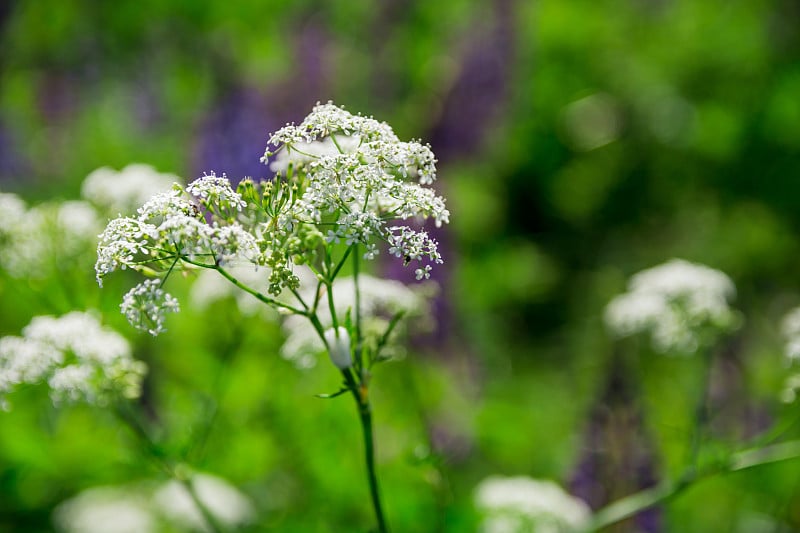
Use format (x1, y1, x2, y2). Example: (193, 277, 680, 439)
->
(474, 475, 591, 533)
(95, 102, 449, 335)
(0, 311, 146, 408)
(604, 258, 739, 354)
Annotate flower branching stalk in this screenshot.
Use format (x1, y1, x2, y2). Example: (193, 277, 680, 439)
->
(95, 103, 449, 531)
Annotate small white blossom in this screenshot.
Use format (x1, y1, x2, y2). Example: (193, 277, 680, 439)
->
(269, 135, 361, 174)
(604, 259, 738, 353)
(474, 476, 591, 533)
(186, 172, 247, 212)
(120, 279, 180, 336)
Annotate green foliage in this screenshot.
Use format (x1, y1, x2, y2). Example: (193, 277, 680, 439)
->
(1, 0, 800, 531)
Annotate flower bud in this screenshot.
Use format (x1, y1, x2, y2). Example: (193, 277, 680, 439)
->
(324, 327, 352, 369)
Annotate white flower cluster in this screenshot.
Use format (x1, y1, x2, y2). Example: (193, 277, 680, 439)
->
(82, 163, 180, 215)
(262, 103, 448, 272)
(95, 178, 260, 289)
(0, 312, 146, 408)
(121, 280, 181, 336)
(1, 164, 177, 280)
(281, 273, 430, 368)
(474, 476, 591, 533)
(95, 103, 449, 334)
(53, 473, 255, 533)
(604, 259, 738, 353)
(0, 193, 101, 278)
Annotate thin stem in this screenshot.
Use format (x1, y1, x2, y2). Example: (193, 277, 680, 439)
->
(114, 403, 225, 533)
(329, 245, 354, 281)
(307, 309, 389, 532)
(209, 262, 306, 315)
(353, 244, 363, 373)
(343, 370, 389, 533)
(687, 348, 715, 472)
(587, 439, 800, 531)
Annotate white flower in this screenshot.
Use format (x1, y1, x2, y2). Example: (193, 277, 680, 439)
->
(0, 192, 27, 234)
(186, 172, 247, 212)
(96, 103, 449, 317)
(53, 485, 156, 533)
(0, 197, 100, 278)
(0, 312, 146, 407)
(154, 473, 255, 532)
(81, 163, 180, 215)
(474, 476, 591, 533)
(120, 280, 180, 336)
(604, 259, 738, 353)
(269, 134, 361, 174)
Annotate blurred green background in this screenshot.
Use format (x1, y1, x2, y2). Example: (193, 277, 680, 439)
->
(2, 0, 800, 531)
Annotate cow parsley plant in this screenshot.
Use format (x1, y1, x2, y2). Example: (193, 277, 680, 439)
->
(94, 102, 449, 532)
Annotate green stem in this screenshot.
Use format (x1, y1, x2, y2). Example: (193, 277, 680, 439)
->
(114, 404, 225, 533)
(687, 348, 714, 472)
(212, 262, 306, 315)
(353, 245, 363, 373)
(343, 370, 389, 533)
(586, 439, 800, 531)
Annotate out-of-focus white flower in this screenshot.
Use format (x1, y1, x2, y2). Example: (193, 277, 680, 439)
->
(0, 197, 101, 278)
(82, 163, 180, 215)
(474, 476, 591, 533)
(0, 192, 27, 234)
(154, 473, 255, 532)
(0, 311, 146, 407)
(120, 280, 180, 336)
(280, 274, 430, 368)
(604, 259, 738, 353)
(53, 485, 156, 533)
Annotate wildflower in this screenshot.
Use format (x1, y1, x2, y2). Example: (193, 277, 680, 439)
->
(0, 312, 146, 407)
(604, 259, 738, 353)
(120, 280, 180, 336)
(81, 163, 180, 215)
(0, 197, 101, 278)
(95, 103, 449, 333)
(474, 475, 591, 533)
